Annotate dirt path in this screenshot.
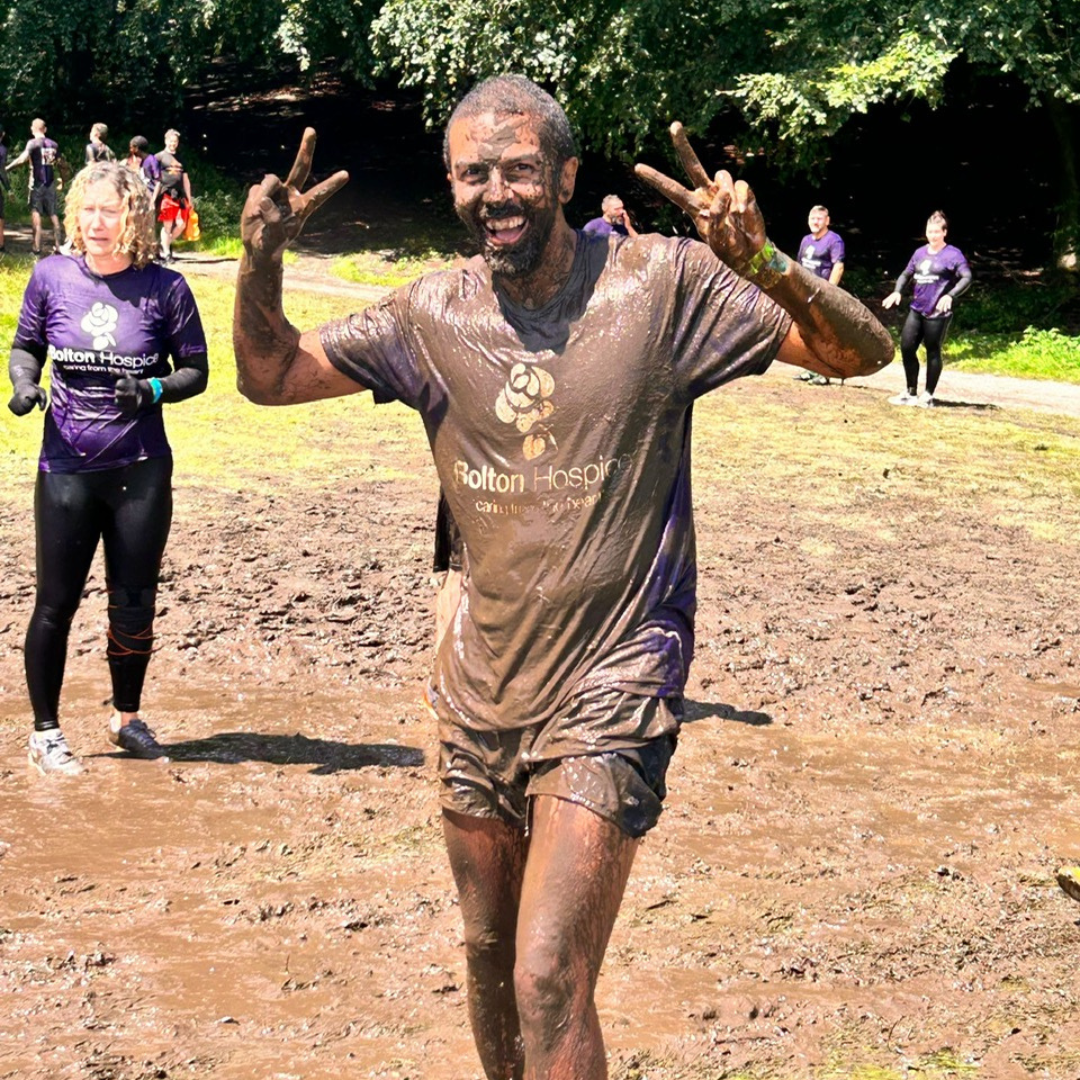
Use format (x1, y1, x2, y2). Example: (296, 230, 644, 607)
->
(2, 252, 1080, 1080)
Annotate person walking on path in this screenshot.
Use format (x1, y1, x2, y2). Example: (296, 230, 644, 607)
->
(5, 118, 66, 255)
(882, 210, 971, 408)
(0, 122, 11, 256)
(233, 76, 892, 1079)
(7, 161, 209, 775)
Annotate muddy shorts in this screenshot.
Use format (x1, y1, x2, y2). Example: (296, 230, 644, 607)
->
(29, 184, 57, 217)
(438, 693, 681, 838)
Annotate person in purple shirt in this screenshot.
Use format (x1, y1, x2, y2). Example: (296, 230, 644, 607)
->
(582, 193, 638, 238)
(0, 121, 11, 255)
(7, 161, 209, 775)
(5, 118, 65, 255)
(883, 210, 972, 407)
(795, 205, 846, 383)
(124, 135, 162, 203)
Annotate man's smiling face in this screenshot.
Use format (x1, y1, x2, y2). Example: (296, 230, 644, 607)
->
(447, 110, 570, 277)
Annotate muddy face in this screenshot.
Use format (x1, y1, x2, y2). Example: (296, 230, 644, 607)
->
(446, 111, 570, 278)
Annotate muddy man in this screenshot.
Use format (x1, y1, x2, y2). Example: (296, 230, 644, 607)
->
(233, 75, 892, 1080)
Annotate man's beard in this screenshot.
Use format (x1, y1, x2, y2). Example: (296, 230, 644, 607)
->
(459, 198, 558, 278)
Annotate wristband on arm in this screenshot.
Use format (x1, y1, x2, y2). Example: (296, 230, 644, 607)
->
(738, 240, 786, 289)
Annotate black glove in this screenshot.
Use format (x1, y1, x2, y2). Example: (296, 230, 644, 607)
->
(8, 381, 47, 416)
(114, 375, 155, 417)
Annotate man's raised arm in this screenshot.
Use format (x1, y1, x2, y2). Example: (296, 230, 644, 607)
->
(233, 129, 356, 405)
(636, 124, 894, 381)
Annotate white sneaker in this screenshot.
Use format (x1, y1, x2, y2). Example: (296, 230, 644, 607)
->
(917, 392, 935, 408)
(28, 730, 84, 776)
(888, 392, 918, 406)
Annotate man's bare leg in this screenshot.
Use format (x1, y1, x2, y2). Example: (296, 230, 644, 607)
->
(443, 809, 529, 1079)
(31, 209, 42, 253)
(50, 214, 62, 252)
(514, 796, 639, 1080)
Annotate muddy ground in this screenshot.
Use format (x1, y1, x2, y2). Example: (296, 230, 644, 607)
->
(2, 331, 1080, 1079)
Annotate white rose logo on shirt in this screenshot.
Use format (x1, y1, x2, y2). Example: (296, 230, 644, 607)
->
(495, 362, 556, 460)
(918, 259, 933, 275)
(81, 302, 119, 349)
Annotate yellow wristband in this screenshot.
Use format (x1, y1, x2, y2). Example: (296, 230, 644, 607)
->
(740, 240, 784, 288)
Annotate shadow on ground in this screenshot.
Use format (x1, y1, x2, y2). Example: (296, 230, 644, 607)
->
(146, 731, 425, 773)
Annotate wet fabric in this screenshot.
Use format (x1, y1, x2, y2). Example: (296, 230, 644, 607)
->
(13, 254, 207, 473)
(26, 458, 173, 728)
(902, 243, 971, 317)
(798, 230, 845, 280)
(321, 231, 791, 734)
(155, 150, 185, 198)
(439, 696, 680, 837)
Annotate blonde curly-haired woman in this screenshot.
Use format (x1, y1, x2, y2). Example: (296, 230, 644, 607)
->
(7, 161, 209, 774)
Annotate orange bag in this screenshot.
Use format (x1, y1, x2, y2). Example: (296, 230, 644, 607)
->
(182, 208, 201, 242)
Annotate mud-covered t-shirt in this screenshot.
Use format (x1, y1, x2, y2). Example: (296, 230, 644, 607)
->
(798, 230, 845, 280)
(155, 150, 185, 197)
(27, 137, 59, 187)
(14, 254, 207, 473)
(321, 232, 791, 736)
(903, 243, 970, 317)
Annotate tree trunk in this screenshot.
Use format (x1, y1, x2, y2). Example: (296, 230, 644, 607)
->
(1046, 96, 1079, 272)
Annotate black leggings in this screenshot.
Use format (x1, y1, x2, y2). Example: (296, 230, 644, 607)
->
(25, 457, 173, 730)
(900, 309, 952, 396)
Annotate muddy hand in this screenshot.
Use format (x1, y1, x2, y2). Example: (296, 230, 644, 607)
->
(635, 122, 766, 273)
(241, 128, 349, 263)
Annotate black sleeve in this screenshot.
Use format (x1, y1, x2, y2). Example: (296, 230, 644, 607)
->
(9, 345, 44, 385)
(157, 352, 208, 404)
(893, 270, 912, 295)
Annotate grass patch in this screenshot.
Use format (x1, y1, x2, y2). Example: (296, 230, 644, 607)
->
(331, 248, 457, 289)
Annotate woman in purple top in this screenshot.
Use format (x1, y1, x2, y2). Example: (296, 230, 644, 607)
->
(7, 161, 209, 775)
(882, 210, 971, 407)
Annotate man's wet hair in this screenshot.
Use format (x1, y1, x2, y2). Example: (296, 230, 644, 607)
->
(129, 135, 149, 153)
(444, 75, 577, 172)
(927, 210, 948, 230)
(810, 204, 829, 215)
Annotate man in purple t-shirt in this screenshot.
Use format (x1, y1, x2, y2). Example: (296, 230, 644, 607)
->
(795, 205, 846, 384)
(0, 121, 11, 255)
(5, 118, 65, 255)
(582, 193, 639, 238)
(233, 77, 893, 1079)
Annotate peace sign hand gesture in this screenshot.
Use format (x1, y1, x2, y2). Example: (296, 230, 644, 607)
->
(242, 128, 349, 264)
(635, 122, 768, 278)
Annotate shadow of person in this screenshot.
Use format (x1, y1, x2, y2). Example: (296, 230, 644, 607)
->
(148, 731, 425, 775)
(683, 699, 772, 727)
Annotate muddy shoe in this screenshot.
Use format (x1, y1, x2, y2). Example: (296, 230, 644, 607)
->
(28, 730, 84, 776)
(1056, 866, 1080, 904)
(109, 716, 167, 759)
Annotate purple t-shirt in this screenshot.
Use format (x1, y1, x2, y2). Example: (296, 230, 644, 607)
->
(904, 244, 970, 317)
(798, 230, 845, 280)
(27, 137, 60, 187)
(583, 217, 628, 238)
(320, 232, 791, 735)
(13, 254, 207, 473)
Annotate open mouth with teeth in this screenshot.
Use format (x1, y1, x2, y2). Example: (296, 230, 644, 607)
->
(483, 215, 528, 247)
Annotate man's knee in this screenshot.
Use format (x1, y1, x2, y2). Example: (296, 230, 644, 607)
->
(513, 939, 584, 1034)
